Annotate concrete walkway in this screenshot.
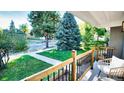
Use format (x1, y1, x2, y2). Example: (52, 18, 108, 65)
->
(29, 53, 62, 65)
(9, 47, 62, 66)
(9, 47, 54, 62)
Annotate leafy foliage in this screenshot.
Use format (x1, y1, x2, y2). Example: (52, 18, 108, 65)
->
(56, 12, 82, 50)
(83, 23, 95, 49)
(79, 22, 85, 36)
(0, 32, 13, 50)
(95, 27, 106, 37)
(93, 27, 108, 47)
(9, 20, 27, 51)
(0, 21, 27, 69)
(11, 34, 27, 52)
(93, 40, 106, 47)
(0, 31, 27, 52)
(0, 24, 27, 69)
(0, 32, 13, 69)
(19, 24, 29, 34)
(82, 23, 109, 48)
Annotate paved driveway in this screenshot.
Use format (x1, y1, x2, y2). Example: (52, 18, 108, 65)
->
(27, 39, 57, 52)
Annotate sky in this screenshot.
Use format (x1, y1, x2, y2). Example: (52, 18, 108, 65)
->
(0, 11, 84, 30)
(0, 11, 31, 29)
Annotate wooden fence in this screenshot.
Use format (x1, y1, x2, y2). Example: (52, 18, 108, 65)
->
(22, 47, 115, 81)
(95, 47, 115, 60)
(22, 49, 94, 81)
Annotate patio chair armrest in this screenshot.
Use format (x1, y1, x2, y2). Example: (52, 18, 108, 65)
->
(103, 58, 112, 62)
(98, 58, 112, 65)
(109, 67, 124, 78)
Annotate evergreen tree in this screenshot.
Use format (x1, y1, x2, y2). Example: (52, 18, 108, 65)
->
(56, 12, 82, 50)
(28, 11, 60, 48)
(9, 20, 16, 33)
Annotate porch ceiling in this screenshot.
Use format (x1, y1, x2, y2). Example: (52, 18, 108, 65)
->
(70, 11, 124, 28)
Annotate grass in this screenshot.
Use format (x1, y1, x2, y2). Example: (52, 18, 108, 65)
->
(0, 55, 52, 81)
(38, 49, 89, 61)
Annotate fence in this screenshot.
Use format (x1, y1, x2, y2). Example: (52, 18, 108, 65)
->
(23, 49, 94, 81)
(95, 47, 115, 60)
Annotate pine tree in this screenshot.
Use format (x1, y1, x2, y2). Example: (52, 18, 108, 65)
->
(9, 20, 16, 33)
(56, 12, 81, 50)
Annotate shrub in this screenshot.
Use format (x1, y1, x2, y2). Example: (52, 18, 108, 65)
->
(0, 32, 13, 69)
(0, 30, 27, 69)
(0, 32, 13, 50)
(12, 34, 27, 52)
(0, 32, 27, 52)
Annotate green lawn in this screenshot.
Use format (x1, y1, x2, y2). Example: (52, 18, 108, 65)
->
(38, 49, 88, 61)
(0, 55, 52, 81)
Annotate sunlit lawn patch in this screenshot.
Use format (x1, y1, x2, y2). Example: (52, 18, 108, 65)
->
(38, 49, 89, 61)
(0, 55, 52, 81)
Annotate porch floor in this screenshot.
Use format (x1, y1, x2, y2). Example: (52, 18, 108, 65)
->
(81, 61, 101, 81)
(81, 61, 122, 81)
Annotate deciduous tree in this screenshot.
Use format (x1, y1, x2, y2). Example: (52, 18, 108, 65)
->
(28, 11, 60, 48)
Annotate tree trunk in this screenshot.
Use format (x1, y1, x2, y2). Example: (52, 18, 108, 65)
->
(97, 36, 99, 41)
(45, 35, 49, 48)
(0, 49, 9, 69)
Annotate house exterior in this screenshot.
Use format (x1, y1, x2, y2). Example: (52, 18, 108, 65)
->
(23, 11, 124, 81)
(109, 26, 124, 59)
(70, 11, 124, 59)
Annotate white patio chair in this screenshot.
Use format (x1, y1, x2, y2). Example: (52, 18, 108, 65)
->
(97, 56, 124, 80)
